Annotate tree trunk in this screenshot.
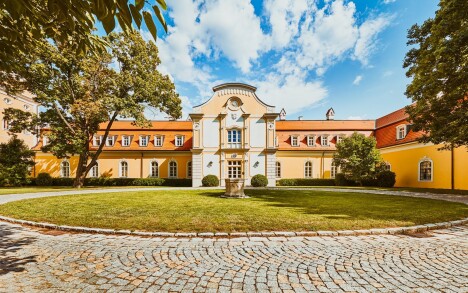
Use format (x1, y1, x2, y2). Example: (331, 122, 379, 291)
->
(73, 153, 88, 188)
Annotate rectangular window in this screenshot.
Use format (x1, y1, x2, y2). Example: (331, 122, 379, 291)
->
(227, 129, 242, 148)
(92, 135, 102, 146)
(155, 135, 164, 147)
(337, 136, 343, 144)
(106, 136, 116, 146)
(140, 135, 149, 147)
(122, 135, 131, 147)
(397, 125, 406, 140)
(307, 135, 315, 146)
(321, 136, 329, 146)
(276, 162, 281, 178)
(330, 163, 337, 179)
(291, 136, 299, 147)
(90, 163, 99, 177)
(175, 135, 184, 147)
(3, 120, 10, 130)
(228, 160, 242, 179)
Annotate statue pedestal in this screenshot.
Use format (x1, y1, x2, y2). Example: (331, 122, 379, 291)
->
(223, 179, 248, 198)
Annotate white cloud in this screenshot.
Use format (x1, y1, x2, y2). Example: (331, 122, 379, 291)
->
(353, 15, 392, 65)
(383, 0, 396, 4)
(353, 75, 363, 85)
(383, 70, 393, 77)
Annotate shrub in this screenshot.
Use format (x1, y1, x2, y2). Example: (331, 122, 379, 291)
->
(334, 173, 348, 186)
(161, 178, 192, 187)
(132, 178, 165, 186)
(202, 175, 219, 187)
(376, 171, 396, 187)
(277, 178, 335, 186)
(51, 177, 74, 186)
(36, 173, 53, 186)
(251, 174, 268, 187)
(361, 178, 378, 187)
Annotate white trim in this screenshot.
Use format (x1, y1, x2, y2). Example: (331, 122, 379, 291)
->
(139, 135, 149, 147)
(304, 160, 313, 178)
(175, 135, 184, 147)
(275, 161, 281, 178)
(186, 161, 192, 178)
(384, 161, 391, 171)
(90, 161, 99, 178)
(106, 136, 116, 146)
(168, 160, 178, 178)
(60, 160, 70, 178)
(291, 135, 299, 147)
(418, 157, 433, 182)
(119, 160, 129, 178)
(154, 135, 164, 147)
(307, 135, 315, 146)
(121, 135, 131, 147)
(149, 160, 159, 178)
(396, 124, 407, 140)
(321, 135, 329, 147)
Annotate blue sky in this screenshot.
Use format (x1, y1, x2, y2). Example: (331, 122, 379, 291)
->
(111, 0, 440, 120)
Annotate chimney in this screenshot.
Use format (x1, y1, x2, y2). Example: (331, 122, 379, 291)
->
(279, 108, 286, 120)
(326, 107, 335, 120)
(298, 116, 303, 121)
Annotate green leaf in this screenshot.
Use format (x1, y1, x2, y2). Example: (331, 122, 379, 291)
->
(155, 0, 167, 11)
(152, 5, 167, 33)
(94, 0, 109, 19)
(135, 0, 145, 11)
(143, 11, 157, 40)
(129, 4, 142, 29)
(101, 13, 116, 34)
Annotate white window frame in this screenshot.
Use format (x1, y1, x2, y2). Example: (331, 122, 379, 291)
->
(384, 162, 391, 171)
(154, 135, 164, 147)
(418, 158, 433, 182)
(119, 160, 129, 178)
(227, 160, 242, 179)
(307, 135, 315, 147)
(276, 161, 281, 178)
(106, 136, 116, 146)
(139, 135, 149, 147)
(396, 124, 407, 140)
(330, 162, 337, 179)
(90, 162, 99, 178)
(149, 160, 159, 178)
(321, 135, 329, 147)
(304, 161, 313, 178)
(60, 160, 70, 178)
(187, 161, 192, 178)
(3, 119, 10, 130)
(122, 135, 131, 147)
(227, 129, 242, 149)
(175, 135, 184, 147)
(92, 135, 102, 147)
(291, 135, 299, 147)
(337, 135, 344, 144)
(169, 160, 178, 178)
(42, 136, 48, 146)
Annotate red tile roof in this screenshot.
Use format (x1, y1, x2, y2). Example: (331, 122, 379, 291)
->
(276, 120, 375, 131)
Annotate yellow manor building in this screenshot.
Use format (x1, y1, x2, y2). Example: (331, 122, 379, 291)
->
(2, 83, 467, 189)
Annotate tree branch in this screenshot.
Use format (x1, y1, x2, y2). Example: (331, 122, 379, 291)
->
(54, 103, 76, 134)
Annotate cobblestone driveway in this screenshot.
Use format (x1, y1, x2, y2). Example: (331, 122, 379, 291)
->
(1, 222, 467, 292)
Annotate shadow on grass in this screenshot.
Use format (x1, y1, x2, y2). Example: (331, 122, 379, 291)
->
(199, 189, 467, 224)
(0, 224, 37, 275)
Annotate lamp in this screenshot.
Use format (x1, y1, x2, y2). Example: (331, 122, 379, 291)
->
(254, 161, 259, 168)
(208, 161, 213, 167)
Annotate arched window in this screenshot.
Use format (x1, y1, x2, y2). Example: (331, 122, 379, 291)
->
(419, 159, 432, 181)
(276, 162, 281, 178)
(150, 161, 159, 177)
(169, 161, 177, 178)
(90, 162, 99, 178)
(187, 161, 192, 178)
(120, 161, 128, 178)
(330, 162, 337, 179)
(304, 161, 313, 178)
(61, 161, 70, 178)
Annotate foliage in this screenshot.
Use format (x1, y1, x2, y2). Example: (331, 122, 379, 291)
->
(403, 0, 468, 149)
(376, 171, 396, 187)
(132, 178, 165, 186)
(0, 0, 168, 93)
(334, 174, 352, 186)
(4, 31, 181, 187)
(277, 178, 336, 186)
(0, 137, 35, 186)
(333, 132, 383, 186)
(202, 175, 219, 187)
(251, 174, 268, 187)
(35, 173, 53, 186)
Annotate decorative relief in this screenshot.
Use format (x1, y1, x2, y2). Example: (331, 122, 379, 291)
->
(193, 122, 200, 130)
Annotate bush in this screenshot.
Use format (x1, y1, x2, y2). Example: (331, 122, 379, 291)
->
(202, 175, 219, 187)
(251, 174, 268, 187)
(51, 177, 74, 186)
(161, 178, 192, 187)
(36, 173, 53, 186)
(376, 171, 396, 187)
(334, 173, 348, 186)
(361, 178, 378, 187)
(132, 178, 165, 186)
(277, 178, 336, 186)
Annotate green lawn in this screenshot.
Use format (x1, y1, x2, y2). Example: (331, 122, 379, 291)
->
(0, 189, 465, 232)
(275, 186, 468, 195)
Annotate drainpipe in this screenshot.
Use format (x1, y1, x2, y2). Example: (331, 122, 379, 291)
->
(451, 144, 454, 190)
(140, 152, 144, 178)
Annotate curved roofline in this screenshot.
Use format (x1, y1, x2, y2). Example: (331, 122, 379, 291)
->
(212, 83, 257, 92)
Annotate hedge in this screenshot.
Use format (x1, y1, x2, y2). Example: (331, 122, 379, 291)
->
(28, 177, 192, 187)
(251, 174, 268, 187)
(277, 178, 335, 186)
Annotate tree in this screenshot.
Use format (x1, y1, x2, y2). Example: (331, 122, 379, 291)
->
(0, 0, 168, 93)
(403, 0, 468, 149)
(4, 30, 181, 188)
(333, 132, 383, 186)
(0, 136, 35, 186)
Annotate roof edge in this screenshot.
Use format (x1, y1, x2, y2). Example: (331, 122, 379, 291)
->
(212, 83, 257, 92)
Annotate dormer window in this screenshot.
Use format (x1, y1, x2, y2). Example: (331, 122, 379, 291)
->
(337, 135, 344, 144)
(106, 136, 116, 146)
(307, 135, 315, 146)
(3, 97, 11, 104)
(175, 135, 184, 147)
(291, 135, 299, 147)
(92, 135, 102, 146)
(321, 135, 329, 146)
(396, 125, 406, 140)
(155, 135, 164, 147)
(122, 135, 131, 147)
(139, 135, 149, 147)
